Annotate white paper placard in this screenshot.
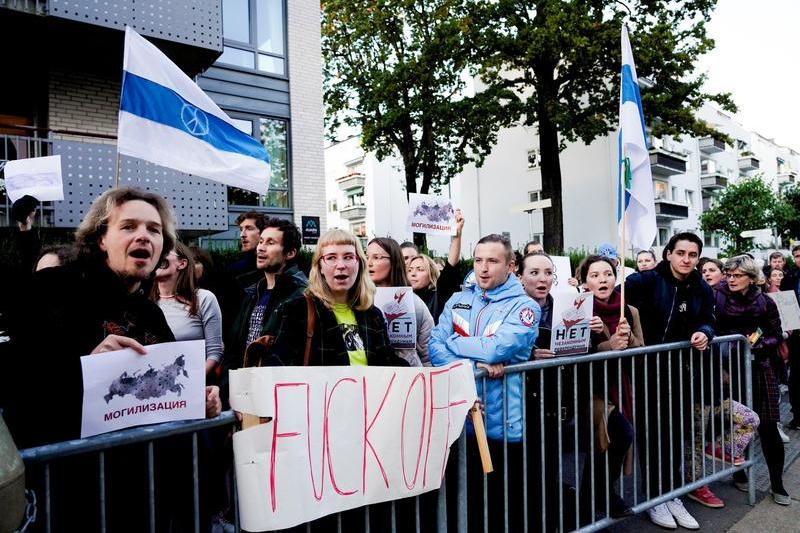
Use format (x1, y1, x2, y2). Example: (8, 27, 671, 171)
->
(406, 193, 456, 236)
(3, 155, 64, 202)
(80, 340, 206, 438)
(550, 292, 594, 355)
(374, 287, 417, 348)
(229, 363, 477, 531)
(768, 291, 800, 331)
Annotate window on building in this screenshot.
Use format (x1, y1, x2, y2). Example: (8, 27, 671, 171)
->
(528, 190, 541, 202)
(328, 200, 338, 212)
(653, 180, 668, 200)
(685, 190, 695, 208)
(227, 116, 290, 208)
(671, 186, 679, 201)
(527, 149, 540, 169)
(220, 0, 286, 76)
(777, 157, 788, 174)
(703, 232, 720, 248)
(658, 227, 669, 246)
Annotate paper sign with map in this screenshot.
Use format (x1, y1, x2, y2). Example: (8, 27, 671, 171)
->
(406, 193, 456, 236)
(550, 292, 594, 356)
(80, 340, 206, 438)
(3, 155, 64, 202)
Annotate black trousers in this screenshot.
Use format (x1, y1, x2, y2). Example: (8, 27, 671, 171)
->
(466, 439, 524, 533)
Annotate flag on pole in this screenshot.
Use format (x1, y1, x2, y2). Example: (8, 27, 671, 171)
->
(117, 27, 270, 194)
(618, 25, 656, 251)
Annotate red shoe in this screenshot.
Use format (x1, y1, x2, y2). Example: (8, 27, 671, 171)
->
(704, 443, 744, 466)
(687, 486, 725, 508)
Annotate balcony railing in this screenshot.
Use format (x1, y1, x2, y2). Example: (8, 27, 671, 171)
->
(777, 170, 798, 184)
(698, 136, 725, 154)
(738, 156, 760, 172)
(0, 0, 46, 15)
(654, 199, 689, 219)
(337, 172, 366, 191)
(339, 205, 367, 221)
(650, 147, 688, 176)
(700, 173, 729, 191)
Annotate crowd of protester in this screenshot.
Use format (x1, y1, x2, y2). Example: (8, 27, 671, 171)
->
(1, 187, 798, 532)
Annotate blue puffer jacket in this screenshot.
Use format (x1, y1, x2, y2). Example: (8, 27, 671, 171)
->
(430, 273, 540, 442)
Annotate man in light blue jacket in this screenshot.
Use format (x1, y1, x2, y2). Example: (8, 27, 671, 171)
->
(430, 233, 539, 531)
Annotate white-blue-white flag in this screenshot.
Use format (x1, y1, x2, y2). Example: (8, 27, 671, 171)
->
(618, 25, 656, 251)
(117, 27, 270, 194)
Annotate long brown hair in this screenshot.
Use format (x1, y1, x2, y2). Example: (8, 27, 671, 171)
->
(151, 241, 198, 316)
(368, 237, 410, 287)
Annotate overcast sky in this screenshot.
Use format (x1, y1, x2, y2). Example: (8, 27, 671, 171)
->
(696, 0, 800, 149)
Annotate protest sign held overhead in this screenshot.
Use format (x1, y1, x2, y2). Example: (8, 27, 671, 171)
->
(80, 340, 206, 438)
(550, 292, 593, 356)
(3, 155, 64, 203)
(374, 287, 417, 349)
(406, 193, 457, 236)
(229, 363, 477, 531)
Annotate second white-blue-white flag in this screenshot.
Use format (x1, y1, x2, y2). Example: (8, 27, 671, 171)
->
(117, 27, 270, 194)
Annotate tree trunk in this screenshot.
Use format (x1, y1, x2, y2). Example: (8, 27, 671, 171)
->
(403, 162, 428, 250)
(536, 91, 565, 253)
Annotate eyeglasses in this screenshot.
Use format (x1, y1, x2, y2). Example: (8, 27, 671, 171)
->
(366, 254, 391, 263)
(320, 254, 358, 266)
(725, 272, 749, 280)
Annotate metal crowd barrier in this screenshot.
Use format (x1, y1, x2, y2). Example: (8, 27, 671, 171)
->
(18, 335, 755, 533)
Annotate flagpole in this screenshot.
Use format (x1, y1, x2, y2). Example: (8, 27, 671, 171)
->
(619, 151, 627, 321)
(114, 152, 121, 188)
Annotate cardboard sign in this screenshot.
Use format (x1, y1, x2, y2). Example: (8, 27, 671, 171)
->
(550, 292, 593, 356)
(80, 340, 206, 438)
(3, 155, 64, 202)
(406, 193, 456, 236)
(374, 287, 417, 348)
(550, 255, 578, 293)
(768, 291, 800, 331)
(229, 363, 477, 531)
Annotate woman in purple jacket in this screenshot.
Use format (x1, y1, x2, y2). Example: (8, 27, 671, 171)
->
(714, 255, 789, 505)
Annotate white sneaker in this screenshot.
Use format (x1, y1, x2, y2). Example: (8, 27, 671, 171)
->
(649, 502, 678, 529)
(666, 498, 700, 530)
(778, 424, 791, 444)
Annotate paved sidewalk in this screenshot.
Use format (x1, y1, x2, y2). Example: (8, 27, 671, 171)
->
(609, 393, 800, 532)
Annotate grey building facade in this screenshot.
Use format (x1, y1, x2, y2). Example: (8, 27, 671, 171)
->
(0, 0, 324, 245)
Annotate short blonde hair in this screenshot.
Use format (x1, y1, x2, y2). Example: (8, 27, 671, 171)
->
(307, 229, 374, 311)
(409, 254, 440, 290)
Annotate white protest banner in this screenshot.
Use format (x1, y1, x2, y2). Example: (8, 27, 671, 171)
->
(3, 155, 64, 202)
(406, 193, 456, 236)
(551, 255, 578, 293)
(229, 363, 477, 531)
(374, 287, 417, 348)
(550, 292, 593, 356)
(768, 291, 800, 331)
(80, 340, 206, 438)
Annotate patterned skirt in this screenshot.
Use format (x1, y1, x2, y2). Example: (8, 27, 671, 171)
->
(752, 360, 781, 424)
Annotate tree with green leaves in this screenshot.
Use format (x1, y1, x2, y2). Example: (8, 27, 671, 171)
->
(471, 0, 735, 251)
(322, 0, 516, 246)
(699, 177, 794, 255)
(778, 183, 800, 243)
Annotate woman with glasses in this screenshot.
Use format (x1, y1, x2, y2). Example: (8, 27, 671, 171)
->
(152, 241, 223, 376)
(262, 229, 407, 368)
(714, 256, 788, 505)
(366, 238, 433, 366)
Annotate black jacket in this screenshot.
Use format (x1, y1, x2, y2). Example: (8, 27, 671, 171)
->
(5, 260, 175, 447)
(225, 262, 308, 371)
(262, 294, 407, 367)
(226, 249, 261, 289)
(623, 260, 715, 346)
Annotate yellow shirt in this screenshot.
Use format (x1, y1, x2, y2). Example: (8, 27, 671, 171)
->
(331, 303, 367, 366)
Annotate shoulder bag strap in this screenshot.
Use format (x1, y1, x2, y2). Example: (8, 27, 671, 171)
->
(303, 294, 315, 366)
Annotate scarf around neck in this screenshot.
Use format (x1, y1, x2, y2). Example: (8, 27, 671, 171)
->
(593, 290, 622, 335)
